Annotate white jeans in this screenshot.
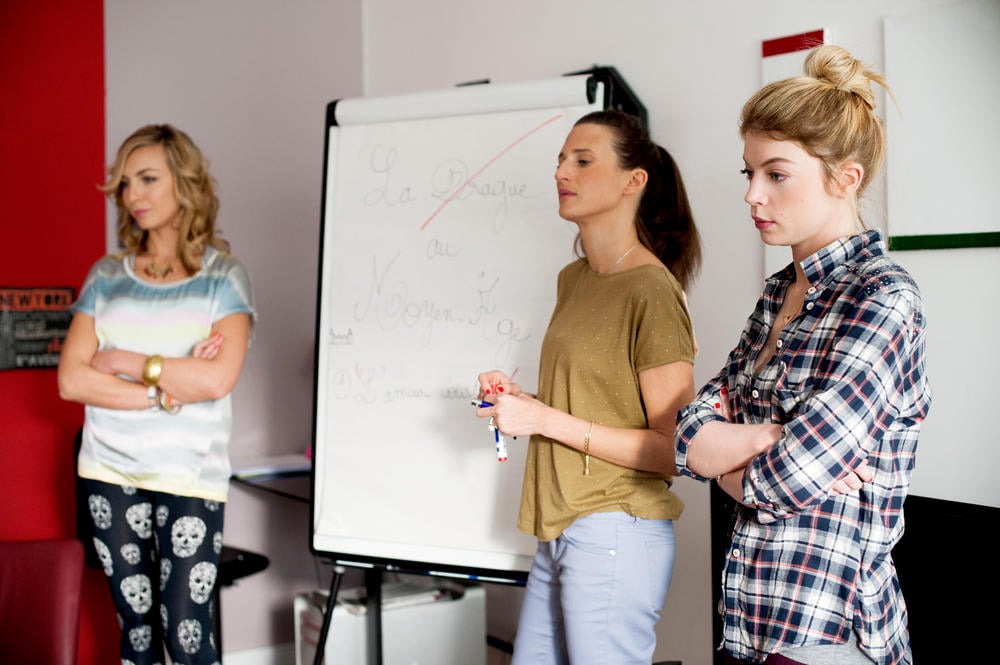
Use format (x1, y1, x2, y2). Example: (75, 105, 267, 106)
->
(512, 512, 676, 665)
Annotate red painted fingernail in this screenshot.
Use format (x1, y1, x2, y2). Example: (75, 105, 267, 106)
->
(484, 388, 491, 395)
(497, 386, 504, 393)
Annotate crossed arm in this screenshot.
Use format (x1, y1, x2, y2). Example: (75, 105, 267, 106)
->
(57, 312, 251, 410)
(686, 420, 872, 504)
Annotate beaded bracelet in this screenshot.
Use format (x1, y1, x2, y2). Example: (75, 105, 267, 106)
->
(147, 385, 160, 411)
(156, 388, 182, 415)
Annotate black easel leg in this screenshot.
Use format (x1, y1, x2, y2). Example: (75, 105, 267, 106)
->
(365, 567, 384, 665)
(312, 565, 346, 665)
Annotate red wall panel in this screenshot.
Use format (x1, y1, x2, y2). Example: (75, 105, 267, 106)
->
(0, 1, 119, 662)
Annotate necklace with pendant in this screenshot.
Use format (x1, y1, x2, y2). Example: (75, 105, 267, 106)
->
(144, 258, 174, 279)
(611, 243, 638, 269)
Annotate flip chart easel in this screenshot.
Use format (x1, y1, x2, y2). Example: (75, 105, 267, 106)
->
(308, 67, 646, 664)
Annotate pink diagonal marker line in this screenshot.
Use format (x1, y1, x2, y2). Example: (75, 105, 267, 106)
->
(419, 113, 563, 231)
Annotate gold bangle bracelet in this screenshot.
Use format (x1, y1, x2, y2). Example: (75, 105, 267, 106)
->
(583, 420, 594, 476)
(142, 354, 164, 387)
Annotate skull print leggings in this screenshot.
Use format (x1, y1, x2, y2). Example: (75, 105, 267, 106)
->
(82, 477, 225, 665)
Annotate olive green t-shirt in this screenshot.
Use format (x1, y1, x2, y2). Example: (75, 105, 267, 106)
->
(517, 259, 695, 541)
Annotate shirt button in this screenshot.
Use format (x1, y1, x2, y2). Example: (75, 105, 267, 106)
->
(776, 339, 783, 349)
(751, 389, 759, 399)
(806, 302, 814, 311)
(732, 549, 741, 558)
(807, 287, 817, 294)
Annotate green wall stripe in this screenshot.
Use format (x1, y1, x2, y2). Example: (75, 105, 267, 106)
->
(889, 232, 1000, 251)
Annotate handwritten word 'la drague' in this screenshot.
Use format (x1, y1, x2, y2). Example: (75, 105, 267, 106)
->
(362, 145, 538, 220)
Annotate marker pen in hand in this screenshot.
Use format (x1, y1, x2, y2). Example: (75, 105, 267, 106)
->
(494, 427, 508, 462)
(470, 400, 515, 442)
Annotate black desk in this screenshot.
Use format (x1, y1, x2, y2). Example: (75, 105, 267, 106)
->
(230, 473, 310, 503)
(230, 454, 311, 503)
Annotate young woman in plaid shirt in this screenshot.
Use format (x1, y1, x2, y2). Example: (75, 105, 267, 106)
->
(676, 45, 931, 665)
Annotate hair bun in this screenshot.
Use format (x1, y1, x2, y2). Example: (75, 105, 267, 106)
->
(804, 44, 878, 110)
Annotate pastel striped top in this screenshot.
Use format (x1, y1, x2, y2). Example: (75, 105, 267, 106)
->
(72, 246, 256, 502)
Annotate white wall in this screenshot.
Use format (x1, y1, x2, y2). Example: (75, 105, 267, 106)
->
(105, 0, 977, 661)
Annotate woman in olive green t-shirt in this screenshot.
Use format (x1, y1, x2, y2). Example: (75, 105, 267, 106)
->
(475, 110, 701, 665)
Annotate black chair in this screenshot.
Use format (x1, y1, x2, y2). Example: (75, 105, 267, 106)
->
(213, 545, 269, 653)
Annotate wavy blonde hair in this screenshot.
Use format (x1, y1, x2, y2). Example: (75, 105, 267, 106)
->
(740, 45, 895, 200)
(102, 124, 228, 271)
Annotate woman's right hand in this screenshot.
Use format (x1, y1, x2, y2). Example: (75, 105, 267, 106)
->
(475, 369, 549, 438)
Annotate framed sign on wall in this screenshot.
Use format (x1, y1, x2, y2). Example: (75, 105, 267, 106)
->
(0, 287, 74, 370)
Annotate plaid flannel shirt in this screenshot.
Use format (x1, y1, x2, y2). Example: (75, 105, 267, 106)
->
(676, 231, 931, 664)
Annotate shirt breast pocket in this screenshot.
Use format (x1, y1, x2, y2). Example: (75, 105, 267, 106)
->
(773, 360, 816, 421)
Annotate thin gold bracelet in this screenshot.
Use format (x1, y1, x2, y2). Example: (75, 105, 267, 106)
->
(583, 420, 594, 476)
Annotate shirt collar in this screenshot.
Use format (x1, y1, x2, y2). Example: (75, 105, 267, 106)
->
(798, 229, 885, 285)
